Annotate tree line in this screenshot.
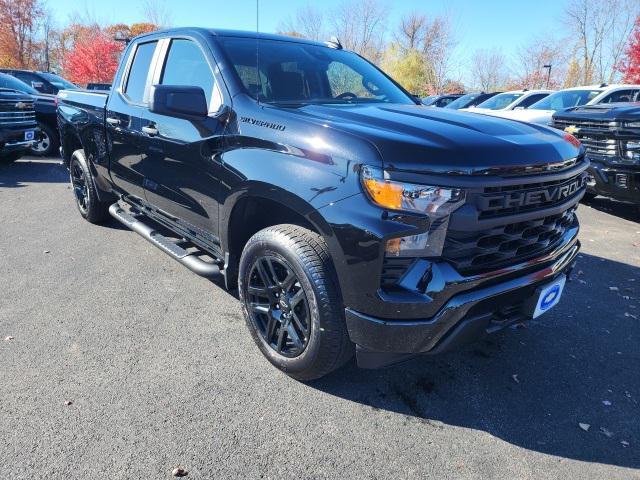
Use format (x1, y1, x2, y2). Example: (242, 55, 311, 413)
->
(0, 0, 638, 91)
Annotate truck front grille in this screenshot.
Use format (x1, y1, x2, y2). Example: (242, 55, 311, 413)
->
(443, 207, 577, 274)
(0, 100, 36, 126)
(552, 118, 620, 158)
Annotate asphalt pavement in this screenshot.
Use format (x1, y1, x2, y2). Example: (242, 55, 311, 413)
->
(1, 157, 639, 479)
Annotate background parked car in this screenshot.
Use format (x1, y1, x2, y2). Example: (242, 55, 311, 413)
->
(0, 69, 78, 95)
(0, 72, 59, 157)
(495, 84, 640, 125)
(461, 89, 552, 116)
(444, 91, 501, 110)
(552, 103, 640, 204)
(422, 94, 464, 107)
(0, 87, 38, 164)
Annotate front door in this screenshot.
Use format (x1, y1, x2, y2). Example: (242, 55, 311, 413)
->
(107, 40, 159, 202)
(140, 37, 227, 245)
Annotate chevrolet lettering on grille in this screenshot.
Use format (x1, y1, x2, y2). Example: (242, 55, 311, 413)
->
(480, 177, 585, 212)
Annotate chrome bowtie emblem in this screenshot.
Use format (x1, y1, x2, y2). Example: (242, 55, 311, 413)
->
(15, 101, 28, 109)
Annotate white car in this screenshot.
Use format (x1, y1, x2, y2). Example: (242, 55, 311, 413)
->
(489, 84, 640, 125)
(460, 89, 553, 116)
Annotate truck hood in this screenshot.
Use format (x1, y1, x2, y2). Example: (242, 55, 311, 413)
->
(554, 102, 640, 123)
(285, 103, 579, 174)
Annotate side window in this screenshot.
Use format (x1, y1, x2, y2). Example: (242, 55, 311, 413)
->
(518, 93, 548, 108)
(124, 41, 157, 104)
(160, 39, 221, 111)
(601, 89, 635, 104)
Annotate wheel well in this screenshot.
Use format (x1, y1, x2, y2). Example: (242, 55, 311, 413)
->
(62, 133, 82, 166)
(226, 196, 318, 282)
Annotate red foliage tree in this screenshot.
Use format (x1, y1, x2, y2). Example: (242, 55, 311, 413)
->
(618, 17, 640, 83)
(63, 33, 123, 85)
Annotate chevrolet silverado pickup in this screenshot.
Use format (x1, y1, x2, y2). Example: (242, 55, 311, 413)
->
(58, 28, 587, 380)
(553, 102, 640, 203)
(0, 86, 38, 164)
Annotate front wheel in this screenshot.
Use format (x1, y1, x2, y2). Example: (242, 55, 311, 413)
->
(238, 224, 353, 380)
(30, 122, 59, 157)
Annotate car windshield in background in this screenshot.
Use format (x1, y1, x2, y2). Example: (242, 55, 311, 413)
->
(0, 73, 38, 94)
(445, 93, 479, 109)
(476, 92, 523, 110)
(529, 89, 602, 110)
(39, 72, 77, 90)
(220, 37, 415, 106)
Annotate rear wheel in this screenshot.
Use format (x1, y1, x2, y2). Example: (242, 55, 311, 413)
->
(239, 224, 353, 380)
(69, 149, 110, 224)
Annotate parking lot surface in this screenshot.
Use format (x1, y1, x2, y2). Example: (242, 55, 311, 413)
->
(1, 157, 639, 479)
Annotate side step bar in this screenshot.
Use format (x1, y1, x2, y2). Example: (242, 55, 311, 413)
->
(109, 203, 221, 278)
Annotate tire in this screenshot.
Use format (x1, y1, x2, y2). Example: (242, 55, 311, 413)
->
(0, 152, 22, 165)
(30, 122, 59, 157)
(239, 224, 354, 381)
(69, 149, 110, 224)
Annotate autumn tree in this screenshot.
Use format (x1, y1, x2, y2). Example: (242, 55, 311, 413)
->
(63, 32, 123, 84)
(0, 0, 43, 68)
(279, 3, 325, 41)
(618, 16, 640, 83)
(515, 36, 567, 89)
(382, 44, 430, 95)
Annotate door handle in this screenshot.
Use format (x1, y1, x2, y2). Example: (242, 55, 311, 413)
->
(142, 125, 158, 136)
(106, 117, 120, 126)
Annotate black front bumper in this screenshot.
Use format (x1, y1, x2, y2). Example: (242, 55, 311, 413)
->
(0, 125, 39, 156)
(345, 227, 580, 368)
(587, 159, 640, 203)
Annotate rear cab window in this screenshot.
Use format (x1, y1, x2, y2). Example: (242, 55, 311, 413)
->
(124, 41, 158, 104)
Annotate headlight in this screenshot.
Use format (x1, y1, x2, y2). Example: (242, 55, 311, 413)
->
(360, 165, 464, 214)
(360, 165, 465, 257)
(624, 141, 640, 161)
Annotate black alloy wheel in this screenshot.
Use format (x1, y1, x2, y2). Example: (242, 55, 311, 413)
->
(70, 158, 89, 215)
(246, 255, 310, 357)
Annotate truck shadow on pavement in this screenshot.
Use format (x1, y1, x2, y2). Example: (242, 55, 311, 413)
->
(0, 158, 68, 188)
(309, 253, 640, 470)
(581, 197, 640, 223)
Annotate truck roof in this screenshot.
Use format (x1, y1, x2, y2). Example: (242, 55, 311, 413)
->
(133, 27, 330, 48)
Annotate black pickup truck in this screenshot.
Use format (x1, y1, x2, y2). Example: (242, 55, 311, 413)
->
(58, 28, 586, 380)
(0, 87, 38, 164)
(553, 103, 640, 203)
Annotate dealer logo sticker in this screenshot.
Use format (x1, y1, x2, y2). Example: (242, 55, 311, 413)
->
(533, 275, 566, 318)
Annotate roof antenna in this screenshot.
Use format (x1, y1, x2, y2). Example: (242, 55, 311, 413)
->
(256, 0, 260, 106)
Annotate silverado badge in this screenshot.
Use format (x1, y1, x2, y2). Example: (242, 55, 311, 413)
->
(564, 125, 580, 135)
(15, 101, 28, 110)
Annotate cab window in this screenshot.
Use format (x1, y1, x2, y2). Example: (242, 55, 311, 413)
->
(124, 41, 157, 104)
(160, 39, 221, 111)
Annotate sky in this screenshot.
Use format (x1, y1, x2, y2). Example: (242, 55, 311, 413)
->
(49, 0, 569, 84)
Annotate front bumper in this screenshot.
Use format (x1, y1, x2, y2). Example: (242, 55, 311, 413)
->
(586, 159, 640, 203)
(345, 225, 579, 367)
(0, 126, 39, 156)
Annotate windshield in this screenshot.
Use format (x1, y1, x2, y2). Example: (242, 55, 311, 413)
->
(476, 92, 523, 110)
(39, 72, 77, 90)
(0, 73, 38, 94)
(220, 37, 415, 106)
(529, 89, 603, 110)
(445, 93, 479, 109)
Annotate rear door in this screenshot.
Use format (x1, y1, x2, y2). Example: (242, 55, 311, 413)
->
(106, 39, 159, 202)
(139, 36, 227, 244)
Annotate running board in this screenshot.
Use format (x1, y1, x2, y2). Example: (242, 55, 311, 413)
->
(109, 203, 221, 278)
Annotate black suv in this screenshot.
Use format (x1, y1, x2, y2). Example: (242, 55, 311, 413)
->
(0, 69, 77, 95)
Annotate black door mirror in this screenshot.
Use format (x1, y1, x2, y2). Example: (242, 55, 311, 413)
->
(149, 85, 208, 119)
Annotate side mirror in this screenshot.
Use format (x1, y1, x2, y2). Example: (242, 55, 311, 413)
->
(149, 85, 208, 119)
